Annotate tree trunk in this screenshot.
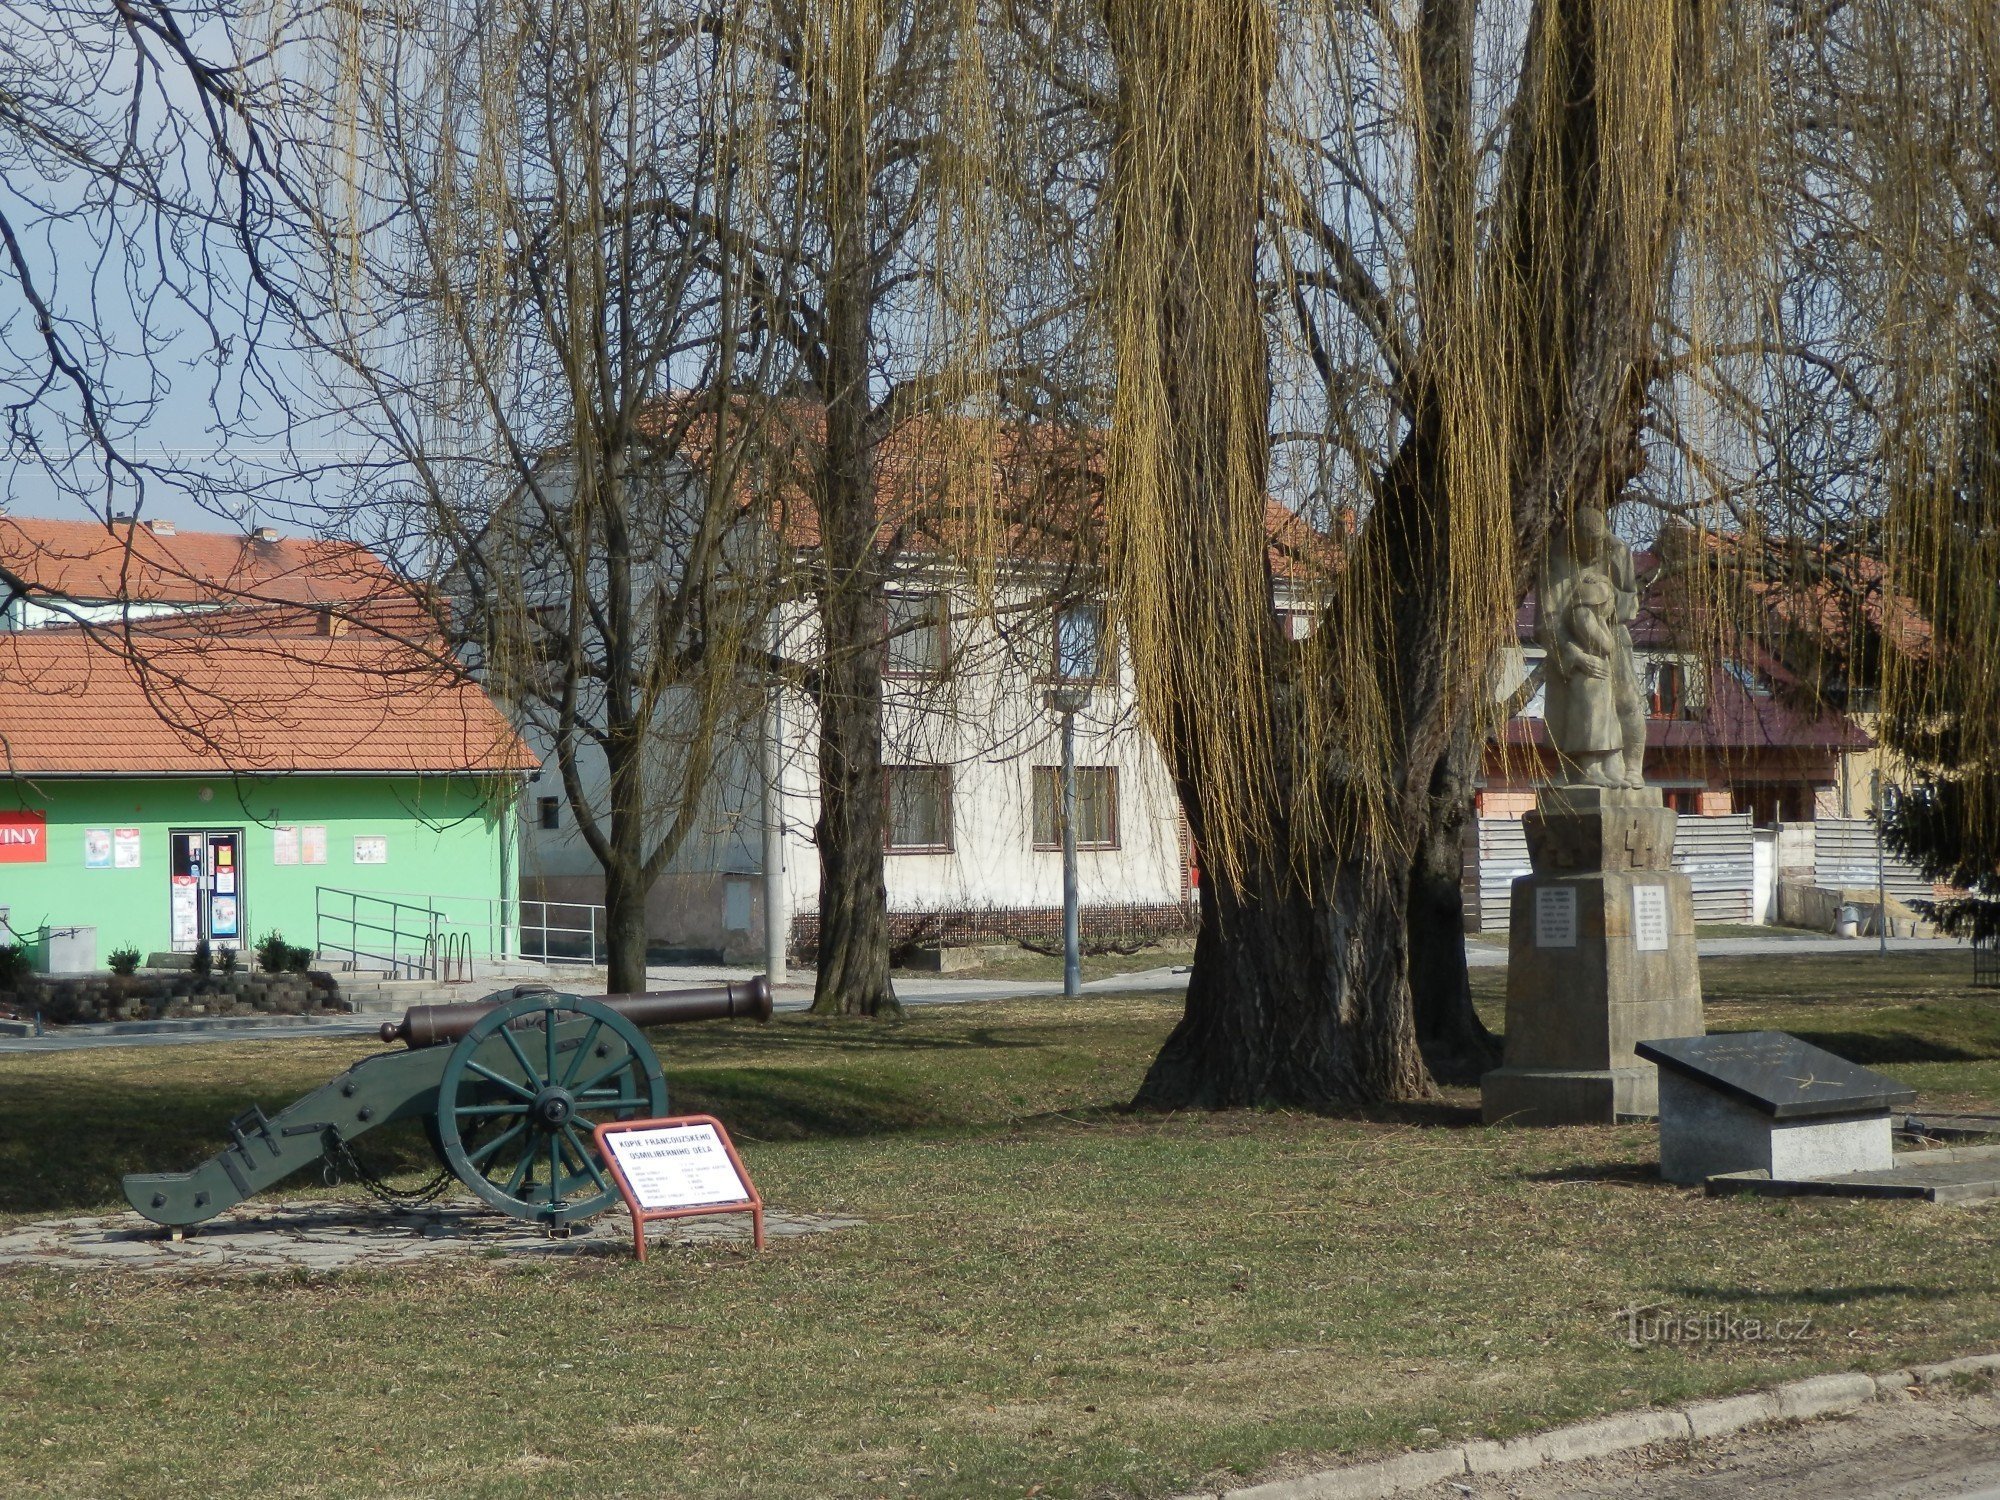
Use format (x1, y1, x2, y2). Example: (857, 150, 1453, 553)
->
(602, 854, 650, 997)
(1136, 817, 1433, 1109)
(809, 19, 899, 1018)
(810, 608, 899, 1015)
(1408, 718, 1500, 1083)
(602, 745, 651, 996)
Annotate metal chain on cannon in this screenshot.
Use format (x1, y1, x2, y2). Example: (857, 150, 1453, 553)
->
(324, 1132, 458, 1212)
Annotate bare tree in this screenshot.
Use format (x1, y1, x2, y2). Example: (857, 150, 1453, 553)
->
(238, 0, 786, 993)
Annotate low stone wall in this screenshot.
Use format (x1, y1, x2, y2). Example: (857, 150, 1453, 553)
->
(0, 970, 347, 1026)
(789, 902, 1199, 965)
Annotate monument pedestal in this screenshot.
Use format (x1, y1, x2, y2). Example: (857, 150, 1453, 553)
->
(1481, 786, 1704, 1125)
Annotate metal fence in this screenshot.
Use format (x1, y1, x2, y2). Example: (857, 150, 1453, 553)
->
(1976, 936, 2000, 989)
(315, 888, 608, 978)
(1471, 812, 1753, 930)
(1809, 818, 1935, 904)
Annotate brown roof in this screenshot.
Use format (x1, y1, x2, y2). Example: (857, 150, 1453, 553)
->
(0, 515, 398, 610)
(657, 399, 1335, 579)
(0, 628, 534, 777)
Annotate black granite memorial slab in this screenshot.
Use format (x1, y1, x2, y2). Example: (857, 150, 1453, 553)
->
(1636, 1031, 1917, 1119)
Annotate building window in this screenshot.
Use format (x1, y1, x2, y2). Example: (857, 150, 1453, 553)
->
(884, 592, 948, 678)
(1278, 608, 1315, 641)
(885, 766, 952, 852)
(537, 797, 561, 830)
(1722, 659, 1771, 697)
(1052, 601, 1108, 682)
(1648, 660, 1686, 719)
(1032, 766, 1119, 850)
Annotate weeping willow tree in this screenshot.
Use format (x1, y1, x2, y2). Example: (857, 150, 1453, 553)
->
(1095, 0, 1705, 1107)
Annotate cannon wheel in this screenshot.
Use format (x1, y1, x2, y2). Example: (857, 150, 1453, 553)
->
(436, 992, 667, 1226)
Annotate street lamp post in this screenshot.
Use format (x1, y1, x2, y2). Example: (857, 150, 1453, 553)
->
(1044, 685, 1090, 998)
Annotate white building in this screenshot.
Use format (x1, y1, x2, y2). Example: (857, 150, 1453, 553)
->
(517, 570, 1196, 963)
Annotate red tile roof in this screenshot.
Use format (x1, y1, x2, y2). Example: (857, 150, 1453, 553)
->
(0, 515, 398, 609)
(660, 400, 1336, 578)
(0, 628, 535, 777)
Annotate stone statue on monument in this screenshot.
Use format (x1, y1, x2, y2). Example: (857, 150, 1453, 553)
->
(1537, 505, 1647, 789)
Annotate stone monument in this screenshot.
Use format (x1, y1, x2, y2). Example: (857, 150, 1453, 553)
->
(1636, 1032, 1916, 1185)
(1481, 508, 1705, 1125)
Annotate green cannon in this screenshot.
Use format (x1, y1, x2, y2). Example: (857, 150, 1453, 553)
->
(122, 980, 772, 1231)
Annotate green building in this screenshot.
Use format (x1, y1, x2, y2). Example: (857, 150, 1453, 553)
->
(0, 624, 532, 968)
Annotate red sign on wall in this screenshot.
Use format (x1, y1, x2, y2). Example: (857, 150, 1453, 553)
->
(0, 811, 46, 863)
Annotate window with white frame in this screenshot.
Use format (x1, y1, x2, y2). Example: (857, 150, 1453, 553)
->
(884, 766, 952, 852)
(1031, 765, 1119, 850)
(884, 592, 948, 677)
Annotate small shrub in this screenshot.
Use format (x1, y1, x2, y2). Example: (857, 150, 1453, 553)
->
(107, 946, 142, 977)
(285, 944, 313, 974)
(255, 931, 290, 974)
(191, 938, 212, 977)
(217, 946, 239, 976)
(0, 942, 29, 988)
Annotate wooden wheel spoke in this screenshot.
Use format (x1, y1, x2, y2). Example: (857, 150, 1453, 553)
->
(467, 1119, 529, 1170)
(465, 1059, 535, 1101)
(504, 1138, 536, 1198)
(500, 1024, 542, 1088)
(455, 1101, 529, 1119)
(570, 1053, 633, 1097)
(560, 1126, 608, 1191)
(560, 1020, 604, 1088)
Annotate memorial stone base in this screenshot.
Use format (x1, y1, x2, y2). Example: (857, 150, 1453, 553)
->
(1481, 785, 1705, 1126)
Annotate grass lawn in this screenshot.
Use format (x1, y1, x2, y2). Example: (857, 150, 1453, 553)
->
(4, 951, 2000, 1499)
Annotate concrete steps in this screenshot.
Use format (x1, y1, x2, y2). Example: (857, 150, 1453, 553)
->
(328, 961, 591, 1015)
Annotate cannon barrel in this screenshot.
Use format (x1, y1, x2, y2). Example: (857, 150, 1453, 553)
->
(378, 976, 773, 1049)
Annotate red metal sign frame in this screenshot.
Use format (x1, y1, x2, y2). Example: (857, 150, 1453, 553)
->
(590, 1114, 764, 1262)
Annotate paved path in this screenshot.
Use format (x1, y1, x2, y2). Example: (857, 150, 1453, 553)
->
(1406, 1384, 2000, 1499)
(0, 936, 1964, 1055)
(0, 1198, 857, 1274)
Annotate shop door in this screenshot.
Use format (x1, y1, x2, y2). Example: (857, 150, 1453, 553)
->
(169, 830, 246, 951)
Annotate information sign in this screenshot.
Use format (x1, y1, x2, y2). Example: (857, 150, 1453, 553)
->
(273, 826, 300, 866)
(592, 1115, 763, 1262)
(113, 828, 141, 869)
(84, 829, 112, 868)
(170, 877, 199, 946)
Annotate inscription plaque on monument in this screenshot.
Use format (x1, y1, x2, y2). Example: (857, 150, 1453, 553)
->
(1535, 886, 1578, 948)
(1632, 884, 1670, 953)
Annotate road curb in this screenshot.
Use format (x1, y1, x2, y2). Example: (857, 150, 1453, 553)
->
(1171, 1353, 1997, 1500)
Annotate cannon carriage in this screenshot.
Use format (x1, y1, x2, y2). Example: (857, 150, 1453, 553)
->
(122, 979, 771, 1231)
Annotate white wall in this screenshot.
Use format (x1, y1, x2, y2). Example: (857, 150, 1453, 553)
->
(514, 571, 1191, 949)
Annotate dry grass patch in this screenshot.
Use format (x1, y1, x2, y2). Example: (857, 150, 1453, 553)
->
(1, 953, 1997, 1499)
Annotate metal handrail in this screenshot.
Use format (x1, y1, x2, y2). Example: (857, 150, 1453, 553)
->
(314, 887, 606, 977)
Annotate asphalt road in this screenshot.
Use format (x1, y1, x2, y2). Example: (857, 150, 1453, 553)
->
(0, 934, 1962, 1055)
